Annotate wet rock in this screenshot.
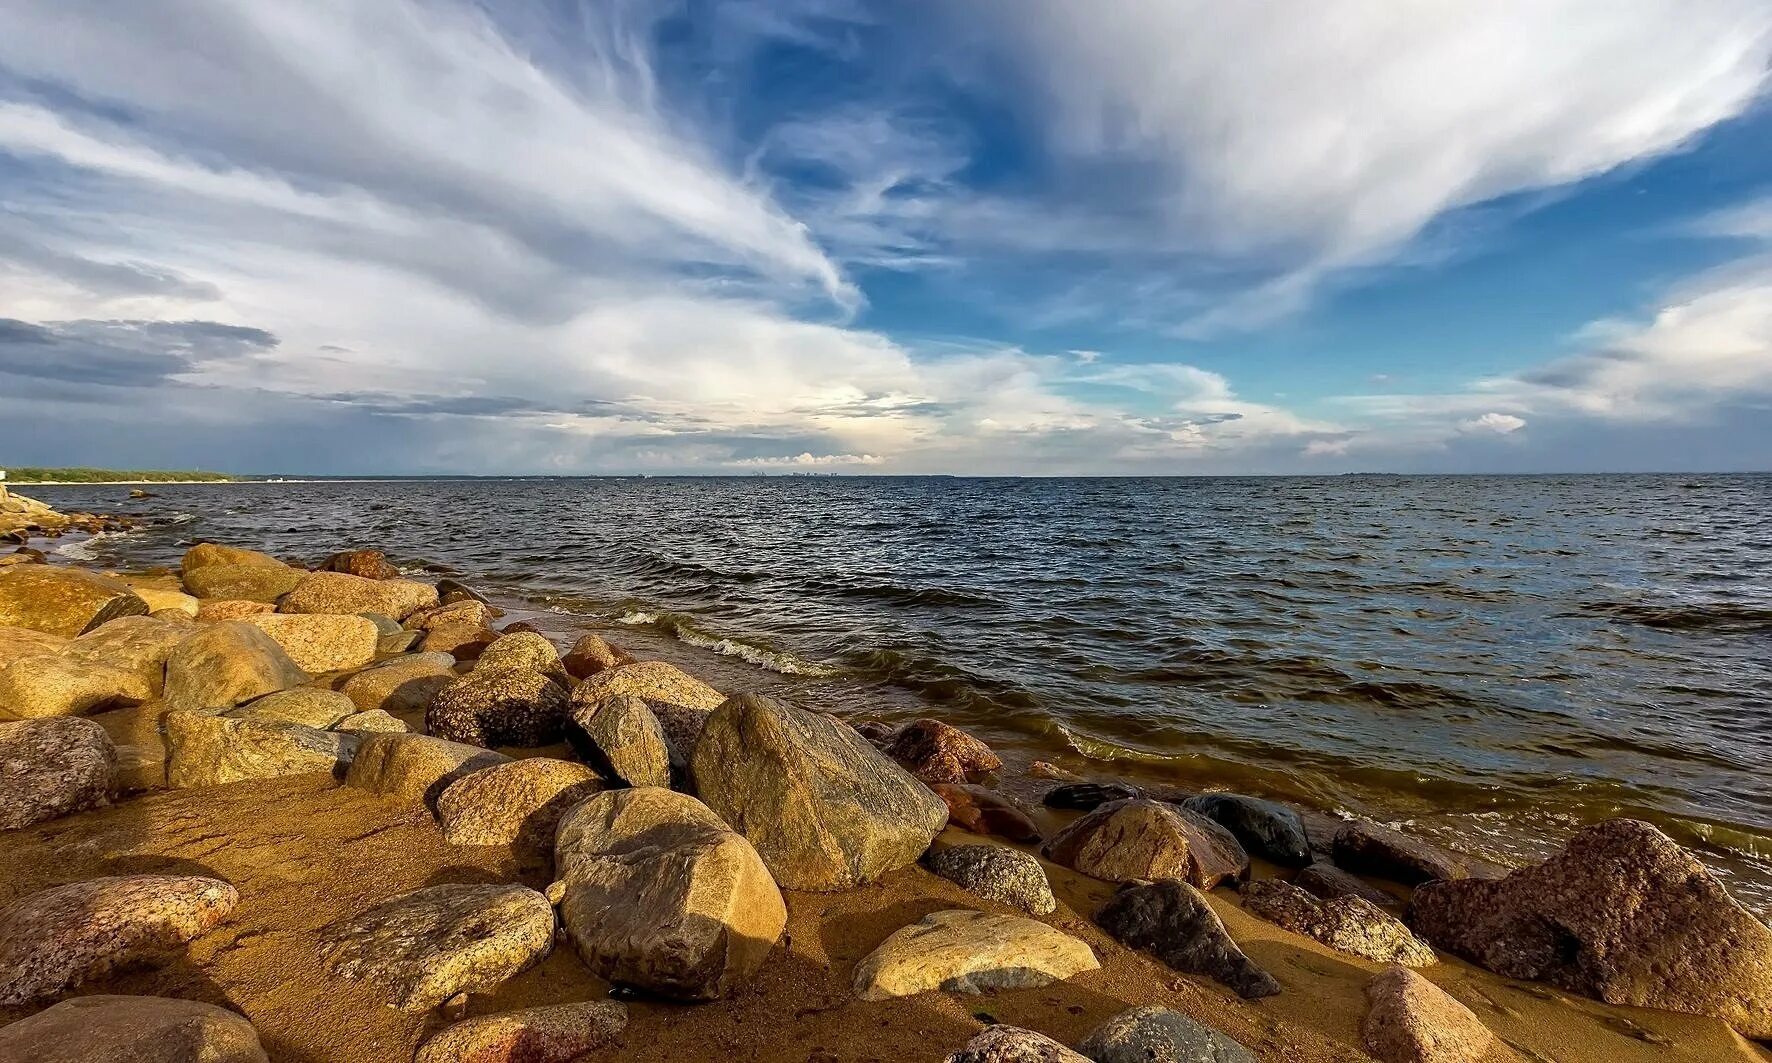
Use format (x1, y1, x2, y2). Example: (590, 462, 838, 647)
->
(0, 717, 115, 830)
(0, 565, 149, 637)
(853, 908, 1098, 1001)
(195, 599, 276, 621)
(1095, 880, 1280, 999)
(1296, 861, 1400, 908)
(923, 845, 1057, 915)
(1363, 966, 1496, 1063)
(851, 719, 895, 745)
(1080, 1004, 1257, 1063)
(562, 631, 634, 679)
(318, 548, 402, 580)
(227, 687, 357, 728)
(1182, 793, 1312, 868)
(339, 651, 456, 721)
(1241, 879, 1436, 966)
(1333, 821, 1470, 886)
(1042, 781, 1140, 810)
(0, 654, 151, 720)
(932, 782, 1042, 843)
(427, 668, 569, 748)
(473, 630, 568, 686)
(1042, 799, 1250, 890)
(1407, 818, 1772, 1038)
(319, 883, 554, 1011)
(945, 1026, 1090, 1063)
(165, 711, 358, 787)
(553, 787, 786, 1000)
(280, 571, 439, 621)
(332, 708, 408, 733)
(575, 660, 725, 711)
(415, 1000, 626, 1063)
(0, 994, 269, 1063)
(1029, 760, 1081, 781)
(881, 718, 1002, 784)
(499, 620, 543, 635)
(0, 874, 239, 1005)
(240, 612, 378, 674)
(435, 577, 495, 606)
(691, 693, 949, 891)
(182, 562, 304, 603)
(161, 621, 308, 714)
(404, 599, 499, 633)
(0, 624, 64, 669)
(566, 692, 670, 788)
(435, 757, 605, 848)
(61, 614, 194, 696)
(344, 732, 511, 806)
(181, 543, 286, 572)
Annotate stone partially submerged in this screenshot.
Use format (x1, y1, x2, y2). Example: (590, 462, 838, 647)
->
(1242, 879, 1436, 967)
(1042, 798, 1249, 890)
(1095, 880, 1280, 1000)
(1334, 821, 1470, 886)
(880, 718, 1002, 784)
(0, 995, 270, 1063)
(0, 717, 115, 830)
(1182, 792, 1313, 868)
(852, 909, 1099, 1001)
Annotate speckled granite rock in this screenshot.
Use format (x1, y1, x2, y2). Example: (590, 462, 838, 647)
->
(1043, 799, 1249, 890)
(0, 994, 269, 1063)
(435, 757, 604, 848)
(240, 612, 378, 674)
(880, 718, 1002, 784)
(160, 621, 309, 714)
(344, 733, 511, 807)
(61, 614, 194, 697)
(1363, 966, 1496, 1063)
(0, 654, 152, 720)
(181, 543, 286, 572)
(0, 874, 239, 1005)
(183, 563, 303, 604)
(853, 909, 1098, 1001)
(332, 708, 409, 733)
(1242, 879, 1436, 966)
(318, 548, 402, 580)
(280, 571, 438, 621)
(227, 687, 356, 728)
(0, 717, 115, 830)
(923, 845, 1057, 916)
(0, 625, 64, 670)
(1080, 1005, 1257, 1063)
(566, 692, 671, 788)
(1181, 793, 1312, 868)
(339, 652, 456, 720)
(472, 631, 567, 686)
(0, 565, 148, 638)
(945, 1026, 1090, 1063)
(195, 599, 276, 621)
(415, 1000, 627, 1063)
(562, 632, 634, 679)
(427, 667, 569, 748)
(165, 711, 358, 788)
(574, 660, 724, 710)
(1095, 880, 1280, 1000)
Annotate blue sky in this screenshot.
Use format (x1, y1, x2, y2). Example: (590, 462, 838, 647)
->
(1, 1, 1770, 475)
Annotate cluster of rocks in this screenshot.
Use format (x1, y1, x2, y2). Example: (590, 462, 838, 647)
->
(0, 489, 138, 549)
(3, 540, 1771, 1061)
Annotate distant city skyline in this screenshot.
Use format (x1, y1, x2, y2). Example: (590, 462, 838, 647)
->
(2, 1, 1770, 475)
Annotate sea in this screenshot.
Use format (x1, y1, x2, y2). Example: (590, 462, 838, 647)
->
(28, 473, 1772, 914)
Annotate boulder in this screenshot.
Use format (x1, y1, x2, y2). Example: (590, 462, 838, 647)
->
(880, 718, 1002, 784)
(652, 703, 713, 770)
(344, 732, 511, 807)
(1241, 879, 1436, 966)
(404, 599, 498, 633)
(436, 577, 496, 608)
(922, 845, 1057, 916)
(165, 711, 358, 788)
(552, 787, 786, 1000)
(852, 908, 1098, 1001)
(181, 543, 285, 572)
(0, 624, 65, 669)
(359, 612, 402, 638)
(574, 660, 724, 710)
(1363, 966, 1496, 1063)
(0, 874, 239, 1005)
(319, 883, 555, 1011)
(945, 1026, 1090, 1063)
(182, 563, 303, 603)
(318, 548, 402, 580)
(566, 693, 670, 788)
(473, 631, 567, 686)
(0, 654, 151, 720)
(160, 621, 308, 714)
(339, 652, 456, 721)
(0, 995, 269, 1063)
(1079, 1005, 1256, 1063)
(562, 631, 634, 679)
(227, 687, 357, 728)
(1182, 793, 1312, 868)
(691, 693, 948, 891)
(130, 586, 200, 617)
(1333, 822, 1470, 886)
(0, 566, 148, 638)
(1407, 818, 1772, 1038)
(1042, 781, 1140, 810)
(240, 612, 378, 674)
(0, 717, 115, 830)
(1095, 880, 1280, 999)
(415, 1001, 627, 1063)
(280, 571, 438, 620)
(332, 709, 409, 734)
(435, 757, 605, 848)
(932, 783, 1042, 843)
(196, 599, 276, 621)
(427, 668, 569, 748)
(1296, 861, 1399, 908)
(421, 622, 498, 661)
(61, 615, 193, 696)
(1042, 799, 1250, 890)
(378, 630, 424, 655)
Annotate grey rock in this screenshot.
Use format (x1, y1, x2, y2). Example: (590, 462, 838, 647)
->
(1095, 880, 1280, 1000)
(923, 845, 1057, 916)
(1079, 1005, 1256, 1063)
(1181, 793, 1311, 868)
(946, 1026, 1090, 1062)
(0, 717, 114, 830)
(566, 692, 670, 788)
(427, 668, 569, 748)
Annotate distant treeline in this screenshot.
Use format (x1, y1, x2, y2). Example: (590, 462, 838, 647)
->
(2, 467, 236, 483)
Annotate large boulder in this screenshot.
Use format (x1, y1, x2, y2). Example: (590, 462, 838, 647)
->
(1241, 879, 1436, 966)
(318, 883, 555, 1011)
(181, 543, 286, 572)
(552, 787, 786, 1000)
(1095, 880, 1280, 1000)
(852, 909, 1098, 1001)
(566, 693, 671, 788)
(562, 631, 634, 679)
(165, 711, 357, 788)
(1081, 1006, 1256, 1063)
(0, 995, 269, 1063)
(280, 571, 438, 621)
(0, 654, 152, 720)
(196, 599, 276, 621)
(61, 614, 194, 697)
(0, 624, 64, 669)
(1042, 799, 1250, 890)
(691, 693, 948, 891)
(0, 565, 149, 637)
(1334, 821, 1471, 885)
(945, 1027, 1090, 1063)
(435, 757, 605, 848)
(574, 660, 724, 710)
(0, 875, 239, 1005)
(160, 621, 308, 714)
(227, 687, 357, 729)
(427, 669, 569, 748)
(344, 733, 510, 807)
(1407, 818, 1772, 1038)
(1182, 793, 1312, 868)
(182, 563, 303, 603)
(880, 718, 1002, 784)
(923, 845, 1057, 916)
(240, 613, 378, 674)
(339, 652, 457, 721)
(404, 599, 498, 633)
(473, 631, 567, 686)
(0, 717, 115, 830)
(1363, 966, 1497, 1063)
(415, 1001, 627, 1063)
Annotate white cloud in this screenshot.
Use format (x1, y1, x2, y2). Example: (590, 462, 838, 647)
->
(1461, 412, 1528, 434)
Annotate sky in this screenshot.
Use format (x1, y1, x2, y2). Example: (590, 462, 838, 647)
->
(2, 1, 1771, 476)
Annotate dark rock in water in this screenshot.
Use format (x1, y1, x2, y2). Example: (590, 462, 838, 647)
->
(1080, 1004, 1257, 1063)
(500, 620, 545, 636)
(436, 577, 498, 610)
(851, 719, 895, 746)
(1407, 818, 1772, 1038)
(1041, 781, 1140, 810)
(4, 547, 48, 566)
(691, 693, 948, 891)
(0, 565, 149, 638)
(944, 1025, 1090, 1063)
(932, 783, 1042, 843)
(1095, 879, 1280, 1000)
(0, 995, 269, 1063)
(880, 718, 1002, 784)
(923, 845, 1057, 916)
(1363, 966, 1496, 1063)
(1042, 799, 1249, 889)
(128, 488, 157, 499)
(427, 669, 568, 748)
(1296, 861, 1398, 908)
(566, 693, 671, 789)
(318, 548, 402, 581)
(1240, 879, 1436, 966)
(1333, 821, 1470, 885)
(562, 632, 635, 680)
(1182, 793, 1312, 868)
(0, 718, 115, 830)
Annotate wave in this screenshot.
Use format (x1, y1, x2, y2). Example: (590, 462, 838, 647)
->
(799, 579, 1000, 609)
(54, 529, 132, 561)
(1580, 600, 1772, 634)
(840, 645, 1042, 714)
(615, 609, 838, 677)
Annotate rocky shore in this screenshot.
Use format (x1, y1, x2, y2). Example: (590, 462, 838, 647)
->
(1, 507, 1770, 1061)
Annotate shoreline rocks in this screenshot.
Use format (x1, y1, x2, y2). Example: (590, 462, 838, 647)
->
(852, 908, 1099, 1000)
(0, 717, 115, 830)
(1096, 880, 1281, 1000)
(1042, 798, 1250, 890)
(1241, 879, 1437, 967)
(1363, 966, 1496, 1063)
(0, 995, 270, 1063)
(923, 845, 1058, 916)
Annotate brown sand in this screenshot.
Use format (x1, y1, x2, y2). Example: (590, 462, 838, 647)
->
(2, 772, 1766, 1063)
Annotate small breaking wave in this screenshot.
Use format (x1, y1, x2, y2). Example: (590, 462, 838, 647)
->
(54, 530, 131, 561)
(616, 609, 838, 676)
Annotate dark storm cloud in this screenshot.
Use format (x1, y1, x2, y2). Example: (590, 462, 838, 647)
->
(0, 317, 278, 389)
